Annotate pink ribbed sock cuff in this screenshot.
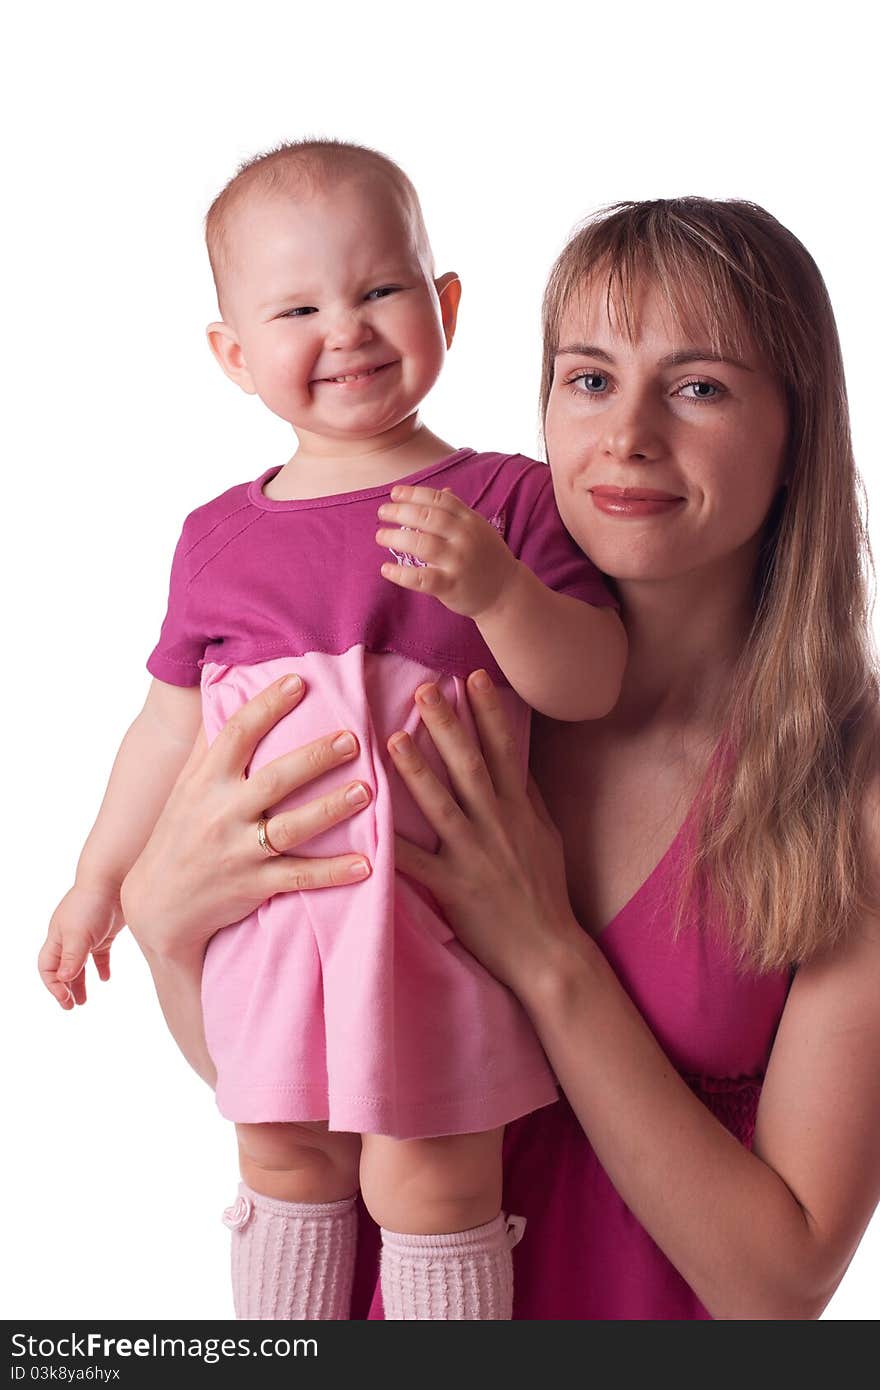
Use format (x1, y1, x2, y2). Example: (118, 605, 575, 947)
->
(223, 1181, 357, 1321)
(380, 1212, 524, 1320)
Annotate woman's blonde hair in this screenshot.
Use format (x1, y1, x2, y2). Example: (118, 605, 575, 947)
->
(541, 198, 878, 971)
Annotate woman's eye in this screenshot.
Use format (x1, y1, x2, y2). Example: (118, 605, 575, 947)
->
(570, 371, 609, 394)
(366, 286, 399, 300)
(677, 380, 721, 401)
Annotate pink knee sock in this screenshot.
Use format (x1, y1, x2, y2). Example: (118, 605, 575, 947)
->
(379, 1213, 525, 1320)
(222, 1182, 357, 1320)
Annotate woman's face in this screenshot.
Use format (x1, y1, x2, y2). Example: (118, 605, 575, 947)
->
(544, 279, 789, 588)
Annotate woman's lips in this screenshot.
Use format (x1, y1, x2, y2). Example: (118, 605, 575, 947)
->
(589, 486, 685, 517)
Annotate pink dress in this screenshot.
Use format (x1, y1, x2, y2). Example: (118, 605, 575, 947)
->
(147, 449, 616, 1138)
(350, 799, 793, 1318)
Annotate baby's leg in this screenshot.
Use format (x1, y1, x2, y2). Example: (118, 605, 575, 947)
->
(359, 1127, 502, 1234)
(360, 1128, 518, 1320)
(225, 1121, 362, 1320)
(237, 1120, 361, 1203)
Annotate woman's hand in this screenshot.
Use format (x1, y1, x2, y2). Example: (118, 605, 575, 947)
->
(121, 674, 373, 962)
(389, 670, 587, 999)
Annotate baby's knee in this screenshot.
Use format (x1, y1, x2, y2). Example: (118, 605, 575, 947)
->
(236, 1121, 361, 1203)
(359, 1128, 504, 1233)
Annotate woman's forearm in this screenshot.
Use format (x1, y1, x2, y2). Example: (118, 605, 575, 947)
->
(520, 940, 829, 1320)
(138, 941, 216, 1089)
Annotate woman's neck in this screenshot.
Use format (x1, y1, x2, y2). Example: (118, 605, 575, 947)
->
(610, 554, 757, 736)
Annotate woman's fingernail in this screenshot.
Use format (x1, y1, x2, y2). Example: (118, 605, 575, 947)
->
(389, 732, 410, 754)
(282, 674, 303, 695)
(346, 782, 369, 807)
(418, 684, 441, 706)
(348, 858, 371, 880)
(471, 669, 491, 691)
(332, 732, 357, 754)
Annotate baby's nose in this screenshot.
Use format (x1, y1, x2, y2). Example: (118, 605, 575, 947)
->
(325, 309, 373, 349)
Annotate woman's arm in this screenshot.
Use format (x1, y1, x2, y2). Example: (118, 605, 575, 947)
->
(525, 918, 880, 1320)
(121, 673, 375, 1086)
(390, 673, 880, 1320)
(137, 940, 217, 1087)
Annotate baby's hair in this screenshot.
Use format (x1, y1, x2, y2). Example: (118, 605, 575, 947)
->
(204, 138, 433, 319)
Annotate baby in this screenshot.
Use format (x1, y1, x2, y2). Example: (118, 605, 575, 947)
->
(39, 140, 626, 1320)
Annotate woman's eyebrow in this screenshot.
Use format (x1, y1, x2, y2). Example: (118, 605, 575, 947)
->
(658, 348, 753, 371)
(555, 343, 752, 371)
(555, 343, 614, 363)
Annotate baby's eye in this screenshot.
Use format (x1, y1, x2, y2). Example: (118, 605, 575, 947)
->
(281, 306, 317, 318)
(677, 380, 722, 401)
(569, 371, 609, 394)
(365, 286, 399, 301)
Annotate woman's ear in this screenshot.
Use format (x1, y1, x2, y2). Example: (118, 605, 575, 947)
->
(435, 272, 462, 349)
(205, 321, 257, 395)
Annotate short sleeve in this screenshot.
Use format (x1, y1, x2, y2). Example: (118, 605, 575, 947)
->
(145, 520, 206, 686)
(500, 465, 618, 609)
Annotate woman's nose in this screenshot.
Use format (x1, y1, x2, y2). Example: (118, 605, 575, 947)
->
(601, 395, 664, 463)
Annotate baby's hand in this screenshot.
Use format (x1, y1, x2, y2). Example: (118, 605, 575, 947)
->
(376, 486, 518, 619)
(38, 884, 126, 1009)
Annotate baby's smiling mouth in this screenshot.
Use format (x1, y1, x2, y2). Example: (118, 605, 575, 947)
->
(314, 363, 395, 384)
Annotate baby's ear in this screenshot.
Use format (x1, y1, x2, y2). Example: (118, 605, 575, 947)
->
(205, 321, 257, 395)
(435, 272, 462, 349)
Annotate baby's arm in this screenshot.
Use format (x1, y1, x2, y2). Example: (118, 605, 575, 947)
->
(473, 561, 625, 720)
(376, 485, 626, 721)
(39, 679, 203, 1006)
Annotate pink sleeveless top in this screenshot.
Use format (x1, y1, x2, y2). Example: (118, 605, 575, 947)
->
(349, 804, 793, 1320)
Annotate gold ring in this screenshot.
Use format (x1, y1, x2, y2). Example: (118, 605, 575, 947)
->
(257, 815, 280, 857)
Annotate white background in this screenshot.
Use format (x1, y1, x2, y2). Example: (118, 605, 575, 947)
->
(3, 0, 877, 1320)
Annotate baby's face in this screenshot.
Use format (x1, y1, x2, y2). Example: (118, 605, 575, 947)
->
(210, 178, 456, 444)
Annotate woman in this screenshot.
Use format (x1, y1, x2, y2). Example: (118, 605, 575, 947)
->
(121, 198, 880, 1319)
